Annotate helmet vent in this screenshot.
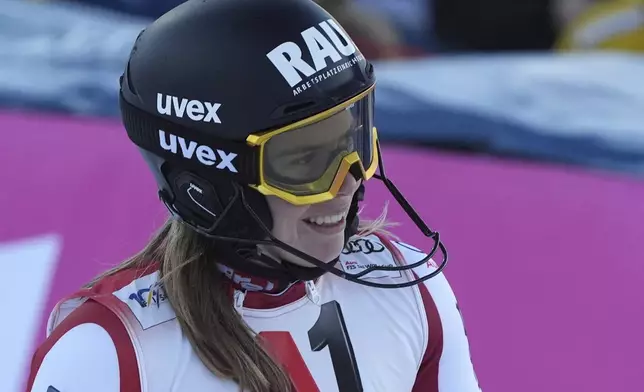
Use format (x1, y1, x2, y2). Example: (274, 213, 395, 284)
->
(281, 100, 317, 115)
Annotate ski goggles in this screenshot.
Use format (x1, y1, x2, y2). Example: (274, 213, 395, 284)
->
(121, 85, 377, 206)
(246, 85, 378, 205)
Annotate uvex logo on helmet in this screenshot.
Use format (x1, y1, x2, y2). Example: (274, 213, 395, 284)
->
(267, 18, 366, 96)
(157, 94, 222, 124)
(158, 130, 238, 173)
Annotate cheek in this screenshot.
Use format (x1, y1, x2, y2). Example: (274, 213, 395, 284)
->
(272, 216, 305, 243)
(266, 196, 309, 241)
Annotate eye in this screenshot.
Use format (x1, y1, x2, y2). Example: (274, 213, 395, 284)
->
(290, 151, 315, 166)
(337, 133, 354, 151)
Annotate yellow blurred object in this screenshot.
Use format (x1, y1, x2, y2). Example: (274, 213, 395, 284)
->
(557, 0, 644, 51)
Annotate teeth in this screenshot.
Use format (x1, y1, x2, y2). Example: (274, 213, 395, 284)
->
(306, 212, 346, 226)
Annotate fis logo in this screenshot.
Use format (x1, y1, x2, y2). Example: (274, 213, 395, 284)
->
(267, 18, 364, 95)
(157, 93, 222, 124)
(159, 130, 238, 172)
(129, 285, 167, 308)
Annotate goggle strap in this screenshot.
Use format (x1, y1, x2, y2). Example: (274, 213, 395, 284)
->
(120, 94, 259, 184)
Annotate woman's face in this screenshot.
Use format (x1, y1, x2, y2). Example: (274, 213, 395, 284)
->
(260, 106, 366, 266)
(264, 174, 361, 266)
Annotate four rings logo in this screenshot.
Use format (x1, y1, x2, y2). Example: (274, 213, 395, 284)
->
(157, 93, 222, 124)
(158, 130, 238, 172)
(342, 239, 385, 255)
(266, 18, 365, 96)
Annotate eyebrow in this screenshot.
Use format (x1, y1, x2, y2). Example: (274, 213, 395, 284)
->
(275, 130, 352, 156)
(277, 142, 327, 156)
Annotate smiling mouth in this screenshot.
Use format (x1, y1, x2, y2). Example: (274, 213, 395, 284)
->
(303, 211, 348, 226)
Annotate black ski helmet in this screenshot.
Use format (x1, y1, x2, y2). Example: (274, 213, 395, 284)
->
(119, 0, 447, 288)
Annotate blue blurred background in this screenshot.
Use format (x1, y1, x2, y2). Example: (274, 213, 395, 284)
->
(3, 0, 644, 173)
(2, 0, 643, 391)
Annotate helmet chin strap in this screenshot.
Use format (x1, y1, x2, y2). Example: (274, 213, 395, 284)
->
(256, 181, 365, 268)
(273, 182, 365, 278)
(163, 148, 446, 289)
(256, 244, 327, 271)
(176, 182, 366, 290)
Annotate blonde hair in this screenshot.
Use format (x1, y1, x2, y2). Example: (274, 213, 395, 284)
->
(87, 204, 396, 392)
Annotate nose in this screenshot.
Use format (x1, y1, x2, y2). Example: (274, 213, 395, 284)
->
(338, 173, 360, 197)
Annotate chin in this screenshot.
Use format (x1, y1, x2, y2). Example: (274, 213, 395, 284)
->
(311, 238, 346, 264)
(286, 223, 345, 263)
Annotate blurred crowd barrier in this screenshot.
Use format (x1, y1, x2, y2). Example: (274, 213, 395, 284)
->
(2, 0, 644, 176)
(1, 1, 644, 392)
